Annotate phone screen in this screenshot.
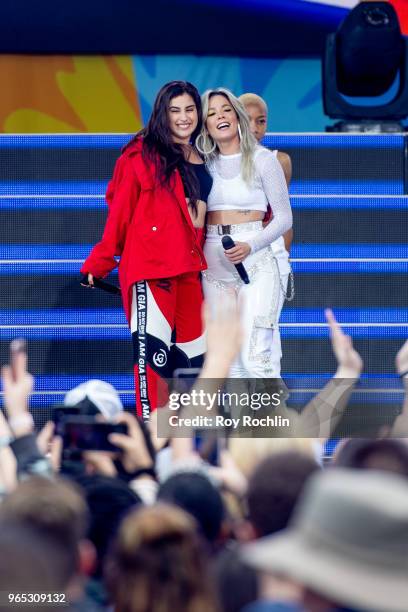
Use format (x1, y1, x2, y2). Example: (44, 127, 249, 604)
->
(172, 367, 201, 393)
(173, 368, 223, 465)
(62, 418, 127, 452)
(52, 405, 82, 436)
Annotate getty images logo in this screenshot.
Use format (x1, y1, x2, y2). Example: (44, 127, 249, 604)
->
(153, 349, 167, 368)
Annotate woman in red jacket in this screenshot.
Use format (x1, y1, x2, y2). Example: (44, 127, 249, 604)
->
(81, 81, 212, 420)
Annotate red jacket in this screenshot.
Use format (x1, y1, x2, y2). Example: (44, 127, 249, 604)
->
(81, 140, 207, 322)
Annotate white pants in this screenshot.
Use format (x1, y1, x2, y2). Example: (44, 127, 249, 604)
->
(203, 222, 290, 378)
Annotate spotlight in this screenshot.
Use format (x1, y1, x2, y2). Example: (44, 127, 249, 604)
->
(323, 1, 408, 132)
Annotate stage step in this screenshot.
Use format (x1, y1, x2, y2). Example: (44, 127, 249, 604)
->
(2, 201, 408, 244)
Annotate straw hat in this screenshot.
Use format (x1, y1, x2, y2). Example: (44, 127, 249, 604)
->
(242, 469, 408, 612)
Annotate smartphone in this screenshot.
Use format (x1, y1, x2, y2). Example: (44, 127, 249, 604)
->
(61, 417, 127, 452)
(9, 338, 27, 381)
(52, 397, 101, 436)
(172, 367, 201, 393)
(52, 404, 82, 436)
(173, 368, 225, 466)
(195, 434, 228, 467)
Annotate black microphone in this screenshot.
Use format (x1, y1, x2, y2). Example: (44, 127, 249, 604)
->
(221, 235, 250, 284)
(80, 275, 121, 295)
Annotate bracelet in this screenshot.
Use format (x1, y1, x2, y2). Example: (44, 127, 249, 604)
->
(129, 466, 157, 480)
(399, 370, 408, 379)
(8, 413, 34, 433)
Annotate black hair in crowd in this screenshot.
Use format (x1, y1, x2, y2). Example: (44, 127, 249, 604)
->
(125, 80, 202, 213)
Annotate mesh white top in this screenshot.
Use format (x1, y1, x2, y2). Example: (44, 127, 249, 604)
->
(207, 146, 293, 253)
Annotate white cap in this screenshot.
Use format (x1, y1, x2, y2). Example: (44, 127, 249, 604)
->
(64, 379, 123, 421)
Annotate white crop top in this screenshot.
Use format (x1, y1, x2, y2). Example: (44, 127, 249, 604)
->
(206, 146, 292, 254)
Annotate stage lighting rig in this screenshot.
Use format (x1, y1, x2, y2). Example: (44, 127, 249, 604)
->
(323, 1, 408, 132)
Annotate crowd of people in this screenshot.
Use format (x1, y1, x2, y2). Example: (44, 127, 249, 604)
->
(0, 298, 408, 611)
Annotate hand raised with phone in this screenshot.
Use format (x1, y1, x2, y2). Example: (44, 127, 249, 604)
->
(109, 412, 154, 474)
(81, 412, 154, 479)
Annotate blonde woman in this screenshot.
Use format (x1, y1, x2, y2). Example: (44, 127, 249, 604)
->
(196, 88, 292, 379)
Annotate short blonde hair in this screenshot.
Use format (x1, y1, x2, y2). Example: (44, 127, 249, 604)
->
(238, 93, 268, 114)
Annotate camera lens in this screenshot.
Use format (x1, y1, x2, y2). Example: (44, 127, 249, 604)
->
(363, 7, 390, 27)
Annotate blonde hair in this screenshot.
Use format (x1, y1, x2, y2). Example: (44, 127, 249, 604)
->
(238, 92, 268, 114)
(196, 87, 257, 184)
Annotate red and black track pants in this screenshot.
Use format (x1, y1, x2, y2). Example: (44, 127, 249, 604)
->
(130, 272, 205, 421)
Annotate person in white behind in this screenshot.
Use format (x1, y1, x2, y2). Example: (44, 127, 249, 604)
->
(239, 92, 294, 379)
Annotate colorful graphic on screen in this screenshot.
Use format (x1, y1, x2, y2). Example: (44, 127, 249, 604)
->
(0, 1, 405, 133)
(0, 56, 143, 133)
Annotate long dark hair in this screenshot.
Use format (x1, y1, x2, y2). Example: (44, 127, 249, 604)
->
(125, 81, 202, 213)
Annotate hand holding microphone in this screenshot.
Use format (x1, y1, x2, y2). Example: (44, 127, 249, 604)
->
(80, 274, 121, 295)
(221, 235, 250, 284)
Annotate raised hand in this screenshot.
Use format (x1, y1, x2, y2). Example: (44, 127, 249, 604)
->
(325, 308, 363, 378)
(1, 342, 34, 436)
(109, 412, 154, 474)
